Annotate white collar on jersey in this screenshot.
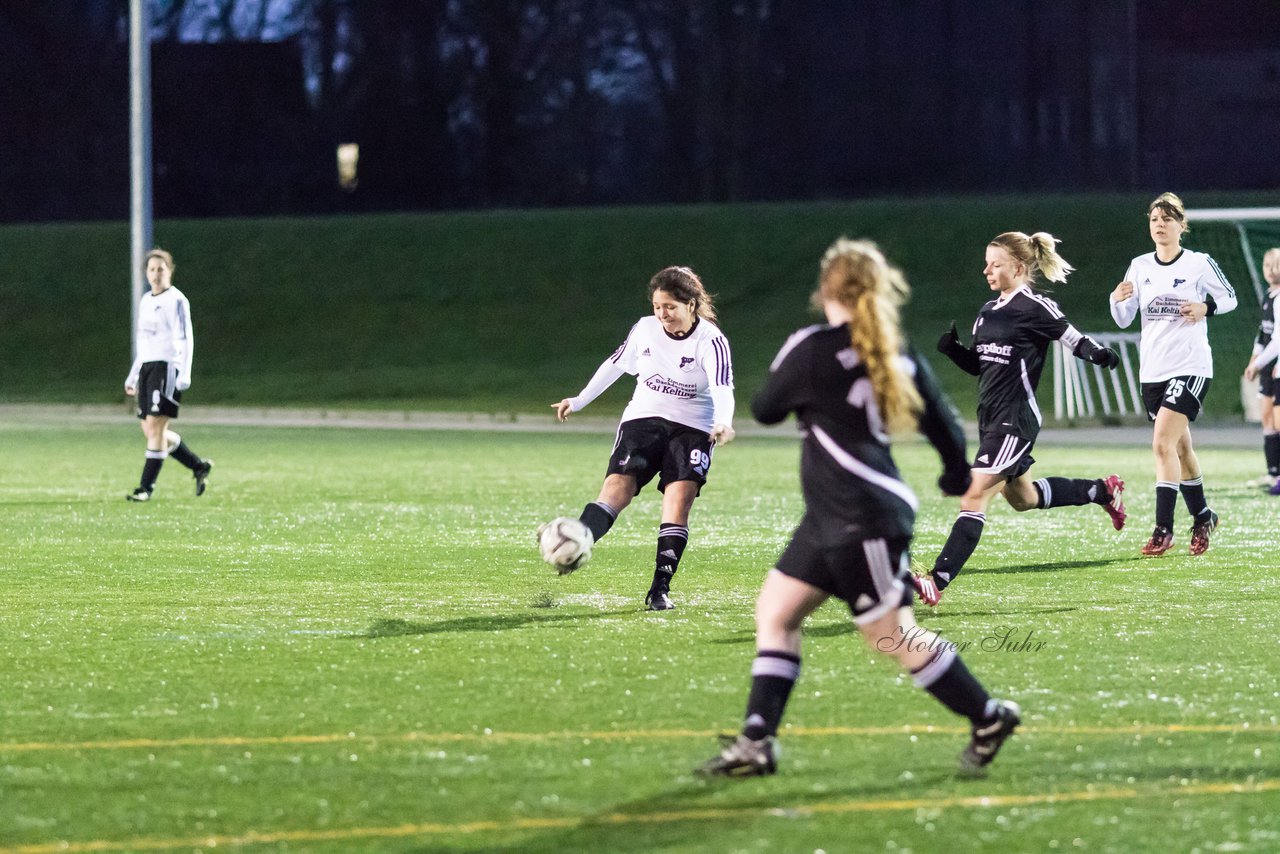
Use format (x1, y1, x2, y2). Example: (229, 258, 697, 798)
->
(993, 283, 1031, 308)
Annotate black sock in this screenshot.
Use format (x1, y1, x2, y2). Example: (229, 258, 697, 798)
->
(652, 523, 688, 591)
(1264, 432, 1279, 477)
(1033, 477, 1103, 508)
(911, 646, 992, 723)
(1155, 481, 1178, 530)
(168, 441, 203, 471)
(579, 502, 617, 542)
(932, 512, 985, 589)
(742, 650, 801, 739)
(140, 451, 165, 492)
(1180, 477, 1210, 521)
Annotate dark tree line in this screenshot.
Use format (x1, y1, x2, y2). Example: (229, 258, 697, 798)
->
(2, 0, 1278, 222)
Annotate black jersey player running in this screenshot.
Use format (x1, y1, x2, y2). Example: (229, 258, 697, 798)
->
(913, 232, 1125, 606)
(698, 238, 1019, 779)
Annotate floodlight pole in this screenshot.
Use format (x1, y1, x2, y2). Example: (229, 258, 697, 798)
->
(129, 0, 154, 363)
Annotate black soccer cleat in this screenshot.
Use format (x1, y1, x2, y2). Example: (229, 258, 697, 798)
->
(645, 588, 675, 611)
(126, 487, 152, 502)
(696, 734, 777, 778)
(958, 700, 1021, 776)
(194, 459, 214, 497)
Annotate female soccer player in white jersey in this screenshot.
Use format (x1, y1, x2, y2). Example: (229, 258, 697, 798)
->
(1111, 192, 1238, 555)
(698, 238, 1019, 778)
(912, 232, 1125, 606)
(1243, 248, 1280, 493)
(123, 249, 213, 501)
(545, 266, 735, 610)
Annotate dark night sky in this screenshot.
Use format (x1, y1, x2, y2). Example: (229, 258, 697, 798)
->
(1, 0, 1278, 222)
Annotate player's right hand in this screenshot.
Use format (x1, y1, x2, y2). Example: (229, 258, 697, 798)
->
(1111, 281, 1135, 302)
(937, 321, 961, 355)
(937, 467, 971, 497)
(124, 384, 136, 396)
(551, 399, 573, 422)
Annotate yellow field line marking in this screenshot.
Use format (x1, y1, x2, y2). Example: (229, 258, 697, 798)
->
(2, 778, 1276, 854)
(2, 722, 1275, 754)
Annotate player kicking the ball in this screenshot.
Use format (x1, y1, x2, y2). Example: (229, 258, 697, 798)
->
(541, 266, 735, 611)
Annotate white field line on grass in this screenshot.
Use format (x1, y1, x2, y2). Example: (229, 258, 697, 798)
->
(0, 403, 1262, 446)
(3, 722, 1277, 754)
(2, 778, 1277, 854)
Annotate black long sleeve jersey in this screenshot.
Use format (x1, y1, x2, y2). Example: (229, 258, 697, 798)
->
(969, 286, 1089, 440)
(752, 323, 968, 546)
(1255, 290, 1276, 364)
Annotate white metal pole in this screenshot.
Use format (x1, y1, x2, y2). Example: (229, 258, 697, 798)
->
(129, 0, 154, 363)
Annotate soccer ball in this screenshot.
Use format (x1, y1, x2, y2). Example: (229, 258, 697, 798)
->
(538, 517, 593, 574)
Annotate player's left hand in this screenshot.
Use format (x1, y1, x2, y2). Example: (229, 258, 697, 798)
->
(1092, 347, 1121, 370)
(1179, 301, 1208, 322)
(710, 424, 736, 446)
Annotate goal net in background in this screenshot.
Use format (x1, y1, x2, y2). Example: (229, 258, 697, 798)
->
(1053, 208, 1280, 423)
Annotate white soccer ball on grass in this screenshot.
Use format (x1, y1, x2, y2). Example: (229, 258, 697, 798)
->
(537, 516, 593, 574)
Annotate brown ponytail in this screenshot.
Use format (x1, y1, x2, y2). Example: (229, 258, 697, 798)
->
(649, 266, 717, 322)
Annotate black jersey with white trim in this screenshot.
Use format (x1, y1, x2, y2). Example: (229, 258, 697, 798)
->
(1256, 290, 1277, 363)
(752, 323, 967, 546)
(971, 286, 1074, 439)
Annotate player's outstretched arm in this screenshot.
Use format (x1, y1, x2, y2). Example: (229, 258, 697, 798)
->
(937, 321, 980, 376)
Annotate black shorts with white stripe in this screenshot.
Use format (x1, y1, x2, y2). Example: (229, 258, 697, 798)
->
(1142, 375, 1210, 423)
(135, 360, 182, 420)
(1258, 366, 1276, 401)
(774, 522, 912, 625)
(971, 430, 1036, 480)
(606, 416, 713, 494)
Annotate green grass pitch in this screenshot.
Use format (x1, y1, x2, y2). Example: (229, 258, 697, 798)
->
(1, 419, 1277, 852)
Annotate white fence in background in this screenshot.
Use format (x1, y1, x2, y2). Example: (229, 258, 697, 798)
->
(1051, 332, 1143, 421)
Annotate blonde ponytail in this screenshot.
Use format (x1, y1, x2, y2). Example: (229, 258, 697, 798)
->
(990, 231, 1073, 287)
(818, 238, 922, 433)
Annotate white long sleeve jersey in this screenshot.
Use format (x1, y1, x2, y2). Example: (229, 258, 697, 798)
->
(569, 316, 735, 433)
(125, 286, 194, 389)
(1110, 249, 1237, 382)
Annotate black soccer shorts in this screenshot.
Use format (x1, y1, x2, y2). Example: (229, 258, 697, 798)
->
(1258, 364, 1276, 401)
(1142, 375, 1210, 422)
(605, 416, 714, 494)
(971, 430, 1036, 480)
(135, 360, 182, 419)
(775, 522, 913, 625)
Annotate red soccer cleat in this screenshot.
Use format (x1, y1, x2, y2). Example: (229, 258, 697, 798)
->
(1188, 511, 1220, 557)
(1101, 474, 1126, 531)
(1141, 526, 1174, 557)
(912, 573, 942, 606)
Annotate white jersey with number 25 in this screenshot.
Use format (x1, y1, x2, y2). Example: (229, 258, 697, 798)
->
(1111, 249, 1236, 382)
